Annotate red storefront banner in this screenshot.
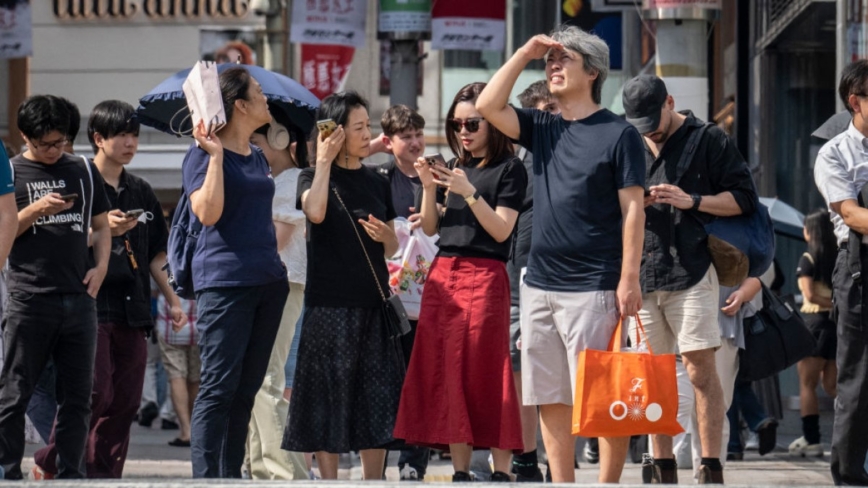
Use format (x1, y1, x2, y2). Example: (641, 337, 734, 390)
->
(431, 0, 505, 51)
(300, 44, 356, 101)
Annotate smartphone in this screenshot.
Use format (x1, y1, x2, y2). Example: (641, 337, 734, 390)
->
(59, 193, 78, 202)
(124, 209, 144, 219)
(423, 153, 447, 168)
(316, 119, 337, 139)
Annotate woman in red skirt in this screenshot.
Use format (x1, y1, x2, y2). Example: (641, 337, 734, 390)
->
(393, 82, 527, 481)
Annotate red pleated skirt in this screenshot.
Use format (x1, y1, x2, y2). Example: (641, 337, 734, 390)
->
(393, 256, 524, 453)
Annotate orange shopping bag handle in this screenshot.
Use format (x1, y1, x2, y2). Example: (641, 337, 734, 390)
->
(607, 316, 654, 355)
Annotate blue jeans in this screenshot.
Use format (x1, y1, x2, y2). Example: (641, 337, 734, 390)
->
(190, 281, 289, 478)
(0, 292, 97, 480)
(726, 380, 769, 453)
(284, 306, 303, 390)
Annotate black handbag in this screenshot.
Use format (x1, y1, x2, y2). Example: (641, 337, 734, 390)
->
(330, 185, 412, 340)
(737, 284, 817, 382)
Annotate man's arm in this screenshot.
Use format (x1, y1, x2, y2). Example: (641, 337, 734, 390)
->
(833, 200, 868, 235)
(477, 35, 562, 140)
(617, 186, 644, 317)
(150, 251, 188, 330)
(0, 193, 17, 263)
(84, 211, 111, 298)
(17, 193, 74, 237)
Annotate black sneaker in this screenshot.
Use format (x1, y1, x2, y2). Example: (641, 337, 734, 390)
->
(756, 418, 778, 456)
(490, 471, 512, 482)
(452, 471, 473, 482)
(137, 402, 159, 428)
(513, 467, 543, 482)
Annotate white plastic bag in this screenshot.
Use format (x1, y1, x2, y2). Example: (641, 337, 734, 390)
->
(387, 219, 438, 320)
(182, 61, 226, 136)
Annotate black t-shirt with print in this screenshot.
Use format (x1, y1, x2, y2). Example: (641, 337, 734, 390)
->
(298, 164, 397, 308)
(9, 153, 110, 294)
(436, 155, 528, 262)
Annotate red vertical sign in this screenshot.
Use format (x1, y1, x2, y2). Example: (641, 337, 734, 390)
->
(300, 44, 356, 100)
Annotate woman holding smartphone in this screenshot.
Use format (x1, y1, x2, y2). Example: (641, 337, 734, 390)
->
(393, 82, 527, 481)
(282, 91, 402, 480)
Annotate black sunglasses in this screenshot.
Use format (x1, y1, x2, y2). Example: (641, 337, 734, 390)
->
(448, 117, 485, 133)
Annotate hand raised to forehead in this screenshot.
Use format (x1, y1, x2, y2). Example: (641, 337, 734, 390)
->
(520, 35, 564, 60)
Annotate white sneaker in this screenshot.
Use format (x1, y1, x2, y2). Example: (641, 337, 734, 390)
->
(789, 436, 824, 457)
(745, 432, 759, 451)
(400, 466, 420, 481)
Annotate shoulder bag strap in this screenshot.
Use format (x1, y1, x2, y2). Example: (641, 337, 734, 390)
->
(330, 184, 388, 303)
(80, 155, 94, 226)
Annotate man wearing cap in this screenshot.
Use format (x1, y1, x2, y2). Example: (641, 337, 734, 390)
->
(622, 75, 757, 484)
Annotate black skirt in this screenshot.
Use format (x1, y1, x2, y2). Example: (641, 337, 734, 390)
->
(282, 305, 403, 453)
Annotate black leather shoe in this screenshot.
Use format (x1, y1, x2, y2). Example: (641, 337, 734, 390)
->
(452, 471, 473, 482)
(490, 471, 512, 482)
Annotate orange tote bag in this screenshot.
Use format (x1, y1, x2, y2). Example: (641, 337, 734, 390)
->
(572, 317, 683, 438)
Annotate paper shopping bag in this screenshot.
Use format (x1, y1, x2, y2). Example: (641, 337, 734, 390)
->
(182, 60, 227, 136)
(572, 317, 683, 438)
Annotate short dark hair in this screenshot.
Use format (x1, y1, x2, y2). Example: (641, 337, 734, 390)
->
(219, 66, 253, 123)
(57, 97, 81, 143)
(517, 80, 552, 109)
(840, 60, 868, 115)
(17, 95, 71, 141)
(381, 104, 425, 137)
(446, 82, 514, 168)
(317, 91, 369, 128)
(88, 100, 141, 154)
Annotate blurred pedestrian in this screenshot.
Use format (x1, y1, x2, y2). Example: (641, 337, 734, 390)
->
(184, 66, 289, 478)
(282, 91, 401, 481)
(156, 294, 199, 448)
(790, 210, 838, 457)
(215, 41, 254, 65)
(245, 114, 309, 480)
(393, 81, 527, 481)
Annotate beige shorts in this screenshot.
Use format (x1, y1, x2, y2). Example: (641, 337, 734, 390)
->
(520, 283, 620, 406)
(632, 266, 721, 355)
(158, 336, 202, 382)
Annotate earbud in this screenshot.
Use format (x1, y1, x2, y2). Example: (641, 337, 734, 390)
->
(267, 122, 290, 150)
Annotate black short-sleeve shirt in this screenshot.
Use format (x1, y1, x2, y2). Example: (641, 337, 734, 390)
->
(9, 153, 110, 294)
(515, 107, 646, 292)
(298, 164, 397, 308)
(436, 155, 527, 262)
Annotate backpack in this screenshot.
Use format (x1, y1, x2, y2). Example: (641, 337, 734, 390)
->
(164, 185, 202, 300)
(669, 123, 775, 284)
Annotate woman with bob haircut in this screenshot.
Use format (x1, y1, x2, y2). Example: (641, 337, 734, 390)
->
(282, 91, 402, 480)
(393, 82, 528, 481)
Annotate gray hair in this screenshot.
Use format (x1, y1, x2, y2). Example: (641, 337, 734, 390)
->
(549, 25, 609, 105)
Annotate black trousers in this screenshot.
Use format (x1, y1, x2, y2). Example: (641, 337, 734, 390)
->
(831, 248, 868, 485)
(0, 292, 97, 480)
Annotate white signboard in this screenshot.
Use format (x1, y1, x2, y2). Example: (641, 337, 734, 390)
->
(0, 1, 32, 59)
(291, 0, 368, 48)
(431, 17, 504, 51)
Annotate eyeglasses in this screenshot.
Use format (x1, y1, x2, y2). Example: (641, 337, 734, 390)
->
(33, 137, 68, 152)
(448, 117, 485, 133)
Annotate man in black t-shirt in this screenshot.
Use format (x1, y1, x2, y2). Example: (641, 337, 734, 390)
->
(622, 75, 757, 484)
(375, 105, 430, 481)
(478, 26, 645, 484)
(0, 95, 111, 480)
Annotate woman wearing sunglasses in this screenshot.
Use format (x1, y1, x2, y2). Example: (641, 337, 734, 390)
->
(393, 82, 528, 481)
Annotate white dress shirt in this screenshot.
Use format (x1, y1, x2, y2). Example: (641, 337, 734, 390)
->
(814, 121, 868, 245)
(272, 168, 307, 285)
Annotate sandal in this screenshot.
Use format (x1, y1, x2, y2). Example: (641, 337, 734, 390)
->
(168, 437, 191, 447)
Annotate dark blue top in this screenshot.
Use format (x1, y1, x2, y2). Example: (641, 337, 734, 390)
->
(515, 107, 645, 292)
(182, 144, 286, 290)
(0, 143, 13, 196)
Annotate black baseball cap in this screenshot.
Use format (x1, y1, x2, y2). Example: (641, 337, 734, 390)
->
(623, 75, 668, 134)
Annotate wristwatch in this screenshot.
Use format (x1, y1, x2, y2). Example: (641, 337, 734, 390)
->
(690, 193, 702, 211)
(464, 191, 480, 207)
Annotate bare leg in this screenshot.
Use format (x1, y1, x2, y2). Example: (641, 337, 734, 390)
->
(539, 404, 576, 482)
(651, 434, 674, 459)
(514, 372, 539, 453)
(168, 378, 191, 441)
(797, 358, 824, 417)
(450, 443, 473, 473)
(187, 381, 199, 416)
(316, 452, 338, 479)
(682, 348, 724, 458)
(491, 448, 513, 475)
(360, 449, 386, 480)
(598, 437, 629, 483)
(283, 387, 292, 402)
(822, 360, 838, 398)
